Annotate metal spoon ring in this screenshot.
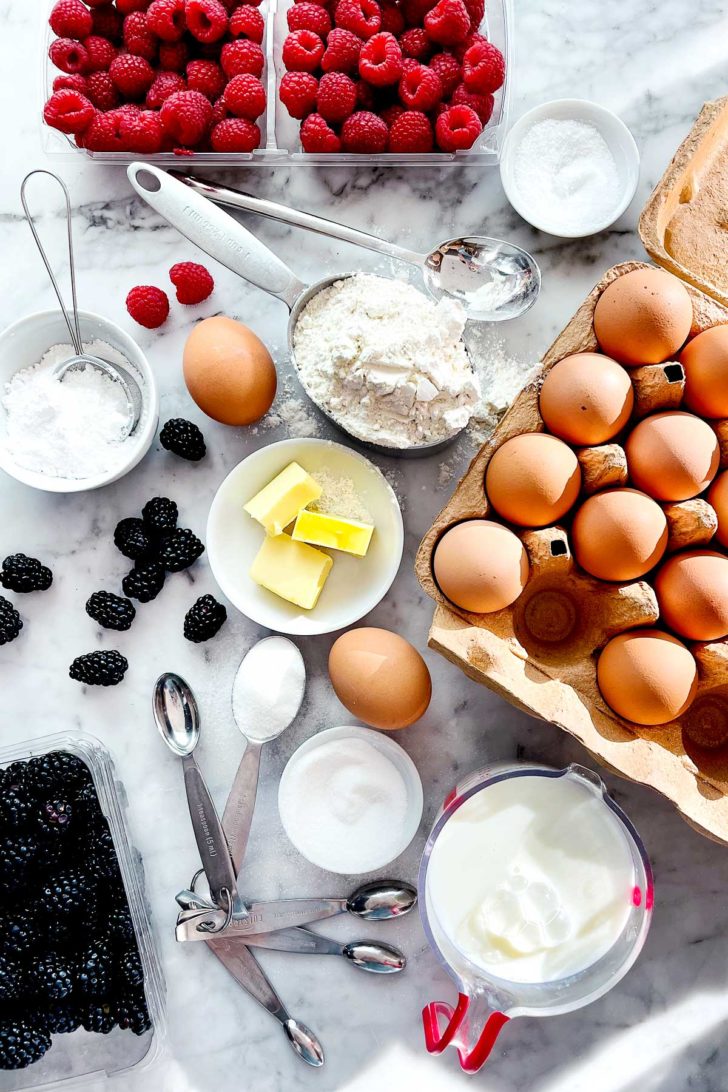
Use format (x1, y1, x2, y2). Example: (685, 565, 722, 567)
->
(195, 886, 234, 934)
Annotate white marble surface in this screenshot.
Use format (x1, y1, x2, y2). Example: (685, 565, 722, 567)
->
(2, 1, 728, 1089)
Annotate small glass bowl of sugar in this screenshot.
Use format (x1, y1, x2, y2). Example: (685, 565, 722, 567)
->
(500, 99, 640, 238)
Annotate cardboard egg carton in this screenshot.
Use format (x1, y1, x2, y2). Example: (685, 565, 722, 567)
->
(415, 97, 728, 844)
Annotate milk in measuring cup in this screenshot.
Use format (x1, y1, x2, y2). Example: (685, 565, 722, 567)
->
(427, 774, 635, 984)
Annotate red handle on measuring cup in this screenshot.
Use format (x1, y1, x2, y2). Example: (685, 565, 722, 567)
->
(422, 993, 509, 1074)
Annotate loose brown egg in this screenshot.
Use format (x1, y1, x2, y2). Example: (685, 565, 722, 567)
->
(709, 472, 728, 548)
(183, 316, 277, 426)
(593, 267, 693, 366)
(654, 550, 728, 641)
(328, 627, 432, 730)
(625, 411, 719, 501)
(597, 629, 698, 726)
(433, 520, 529, 613)
(485, 433, 581, 527)
(571, 489, 668, 581)
(539, 353, 634, 446)
(679, 325, 728, 419)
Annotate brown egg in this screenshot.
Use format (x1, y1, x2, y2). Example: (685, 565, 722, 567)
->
(183, 316, 277, 426)
(597, 629, 698, 726)
(485, 433, 581, 527)
(593, 267, 693, 366)
(539, 353, 634, 446)
(625, 411, 719, 501)
(433, 520, 529, 613)
(571, 489, 668, 581)
(679, 325, 728, 419)
(328, 628, 432, 730)
(708, 472, 728, 548)
(655, 550, 728, 641)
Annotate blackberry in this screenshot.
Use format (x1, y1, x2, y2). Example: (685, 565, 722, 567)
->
(86, 591, 136, 632)
(75, 782, 103, 825)
(87, 822, 119, 882)
(25, 752, 92, 798)
(118, 948, 144, 991)
(31, 953, 74, 1001)
(38, 867, 89, 918)
(76, 940, 113, 998)
(142, 496, 178, 534)
(113, 518, 155, 561)
(0, 956, 26, 1004)
(0, 554, 53, 594)
(115, 990, 151, 1035)
(0, 908, 38, 959)
(183, 595, 227, 643)
(160, 418, 206, 461)
(80, 1001, 116, 1034)
(0, 832, 40, 890)
(0, 784, 34, 828)
(122, 561, 166, 603)
(69, 651, 128, 687)
(105, 903, 135, 947)
(0, 597, 22, 645)
(159, 528, 204, 572)
(0, 1017, 51, 1069)
(36, 799, 73, 839)
(39, 1001, 81, 1036)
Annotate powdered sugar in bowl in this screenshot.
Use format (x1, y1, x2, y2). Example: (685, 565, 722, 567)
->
(0, 310, 158, 493)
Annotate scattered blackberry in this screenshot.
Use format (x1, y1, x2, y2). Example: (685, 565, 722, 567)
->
(113, 518, 155, 561)
(122, 561, 166, 603)
(38, 867, 89, 918)
(76, 940, 113, 998)
(158, 528, 205, 572)
(24, 753, 92, 797)
(31, 953, 75, 1001)
(0, 832, 40, 890)
(0, 596, 22, 645)
(115, 990, 151, 1035)
(184, 595, 227, 643)
(105, 904, 135, 947)
(0, 554, 53, 594)
(159, 418, 206, 461)
(0, 1017, 51, 1069)
(142, 496, 178, 534)
(0, 783, 34, 828)
(80, 1001, 116, 1035)
(38, 1001, 81, 1036)
(86, 591, 136, 632)
(36, 799, 73, 840)
(69, 651, 128, 687)
(118, 948, 144, 991)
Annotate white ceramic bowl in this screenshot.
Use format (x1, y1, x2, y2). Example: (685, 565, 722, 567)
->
(278, 725, 424, 875)
(500, 99, 640, 238)
(206, 437, 404, 636)
(0, 310, 158, 492)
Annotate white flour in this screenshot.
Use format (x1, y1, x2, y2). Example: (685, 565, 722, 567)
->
(293, 273, 481, 449)
(2, 340, 135, 480)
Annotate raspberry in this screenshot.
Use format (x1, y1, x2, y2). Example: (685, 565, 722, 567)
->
(354, 78, 375, 108)
(49, 0, 93, 39)
(399, 27, 431, 59)
(358, 32, 403, 86)
(398, 62, 441, 109)
(287, 2, 331, 35)
(316, 71, 356, 122)
(282, 30, 325, 72)
(434, 102, 480, 150)
(229, 4, 265, 40)
(117, 0, 151, 11)
(160, 89, 213, 144)
(86, 70, 120, 109)
(451, 82, 493, 123)
(402, 0, 436, 26)
(321, 28, 361, 73)
(210, 117, 260, 151)
(186, 59, 225, 99)
(169, 261, 214, 303)
(147, 0, 186, 40)
(43, 89, 95, 135)
(223, 73, 266, 119)
(82, 109, 126, 150)
(280, 71, 318, 118)
(463, 0, 484, 30)
(462, 40, 505, 93)
(92, 5, 124, 41)
(388, 108, 433, 151)
(341, 109, 388, 152)
(52, 73, 88, 94)
(82, 35, 118, 72)
(123, 13, 158, 61)
(126, 285, 170, 328)
(109, 53, 154, 97)
(423, 0, 469, 44)
(300, 112, 341, 152)
(49, 38, 89, 75)
(146, 70, 186, 107)
(451, 29, 485, 61)
(379, 0, 405, 36)
(120, 108, 165, 151)
(186, 0, 229, 42)
(428, 51, 460, 96)
(334, 0, 381, 38)
(211, 95, 229, 123)
(221, 39, 264, 77)
(379, 102, 404, 126)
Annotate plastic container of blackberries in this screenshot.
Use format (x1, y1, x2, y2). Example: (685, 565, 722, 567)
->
(0, 731, 166, 1090)
(40, 0, 513, 166)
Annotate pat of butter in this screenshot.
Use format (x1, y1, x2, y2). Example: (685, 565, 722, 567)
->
(292, 509, 374, 558)
(250, 533, 333, 610)
(244, 463, 322, 536)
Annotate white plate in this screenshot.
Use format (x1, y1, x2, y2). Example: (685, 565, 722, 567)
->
(206, 438, 404, 636)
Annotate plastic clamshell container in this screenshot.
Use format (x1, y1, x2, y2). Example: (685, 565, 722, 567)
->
(41, 0, 513, 166)
(0, 732, 166, 1091)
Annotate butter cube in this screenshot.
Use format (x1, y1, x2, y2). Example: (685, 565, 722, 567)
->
(292, 509, 374, 558)
(250, 533, 333, 610)
(244, 463, 322, 536)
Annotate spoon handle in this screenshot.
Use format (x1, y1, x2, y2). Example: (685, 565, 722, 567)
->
(221, 739, 263, 878)
(182, 754, 238, 910)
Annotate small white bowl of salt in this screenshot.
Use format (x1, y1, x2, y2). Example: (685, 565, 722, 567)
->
(500, 99, 640, 238)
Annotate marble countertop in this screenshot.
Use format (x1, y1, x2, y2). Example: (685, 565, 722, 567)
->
(2, 0, 728, 1089)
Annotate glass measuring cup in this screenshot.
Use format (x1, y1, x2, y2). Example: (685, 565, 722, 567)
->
(418, 762, 653, 1073)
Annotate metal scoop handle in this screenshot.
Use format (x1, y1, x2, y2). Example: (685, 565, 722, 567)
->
(127, 163, 305, 309)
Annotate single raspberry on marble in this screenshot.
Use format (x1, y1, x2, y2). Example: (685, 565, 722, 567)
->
(186, 0, 229, 42)
(146, 70, 186, 108)
(229, 4, 265, 41)
(423, 0, 470, 44)
(159, 40, 189, 70)
(160, 88, 213, 143)
(388, 109, 433, 152)
(462, 39, 505, 93)
(126, 286, 170, 329)
(282, 30, 325, 72)
(86, 70, 121, 109)
(321, 28, 361, 72)
(221, 38, 264, 77)
(49, 38, 89, 75)
(287, 2, 331, 36)
(428, 51, 461, 96)
(223, 73, 266, 119)
(123, 13, 158, 62)
(358, 32, 403, 86)
(109, 53, 155, 98)
(146, 0, 187, 40)
(53, 73, 89, 94)
(82, 35, 118, 72)
(210, 116, 261, 151)
(434, 102, 481, 150)
(120, 109, 165, 152)
(170, 262, 215, 304)
(334, 0, 381, 38)
(300, 112, 341, 152)
(49, 0, 93, 40)
(399, 27, 431, 60)
(380, 0, 405, 36)
(316, 71, 357, 123)
(340, 109, 388, 152)
(398, 62, 442, 109)
(186, 59, 225, 99)
(451, 82, 493, 123)
(43, 89, 95, 134)
(280, 70, 319, 118)
(91, 5, 124, 42)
